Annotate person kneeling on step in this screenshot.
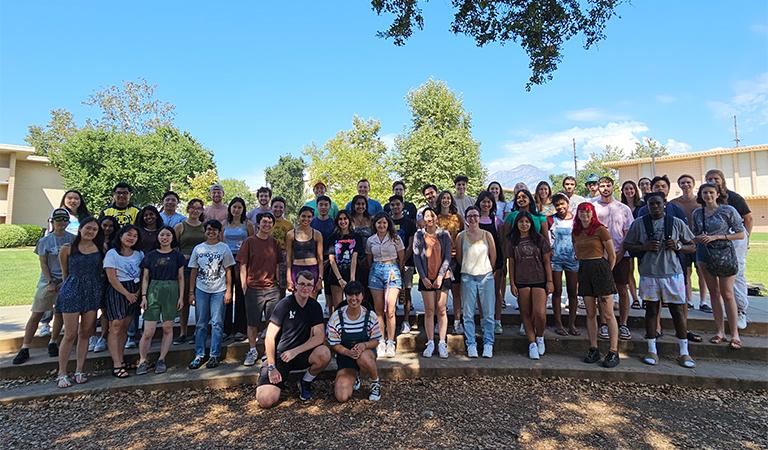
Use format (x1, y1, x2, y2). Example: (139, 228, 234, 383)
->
(623, 193, 697, 368)
(256, 270, 331, 408)
(327, 281, 382, 402)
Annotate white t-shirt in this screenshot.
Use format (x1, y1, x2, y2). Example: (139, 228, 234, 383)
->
(104, 249, 144, 282)
(188, 241, 235, 293)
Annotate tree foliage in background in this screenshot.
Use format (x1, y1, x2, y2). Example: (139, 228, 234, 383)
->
(393, 79, 485, 203)
(83, 78, 176, 133)
(180, 169, 256, 209)
(304, 117, 394, 207)
(631, 138, 669, 159)
(371, 0, 624, 90)
(265, 154, 307, 220)
(25, 109, 78, 156)
(48, 127, 214, 209)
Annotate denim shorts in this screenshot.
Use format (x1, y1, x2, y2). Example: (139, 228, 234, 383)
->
(551, 257, 579, 273)
(368, 262, 402, 290)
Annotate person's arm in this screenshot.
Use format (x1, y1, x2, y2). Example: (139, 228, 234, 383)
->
(412, 232, 427, 278)
(603, 238, 617, 271)
(188, 268, 198, 305)
(59, 245, 70, 281)
(174, 223, 183, 240)
(282, 323, 326, 360)
(39, 254, 52, 284)
(246, 222, 255, 236)
(285, 230, 294, 291)
(396, 237, 405, 270)
(106, 268, 138, 303)
(454, 233, 463, 271)
(486, 231, 497, 269)
(264, 321, 283, 384)
(224, 266, 233, 304)
(543, 250, 553, 294)
(349, 249, 358, 282)
(404, 235, 414, 264)
(508, 254, 518, 298)
(743, 213, 753, 237)
(240, 261, 248, 293)
(176, 266, 185, 310)
(315, 231, 324, 290)
(141, 267, 150, 310)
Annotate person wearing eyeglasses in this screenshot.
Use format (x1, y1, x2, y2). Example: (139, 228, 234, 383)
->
(99, 182, 139, 227)
(256, 270, 331, 408)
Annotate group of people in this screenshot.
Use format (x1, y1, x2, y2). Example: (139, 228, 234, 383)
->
(10, 168, 753, 404)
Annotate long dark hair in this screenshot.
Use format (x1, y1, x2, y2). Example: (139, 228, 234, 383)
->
(98, 215, 118, 250)
(59, 190, 90, 219)
(155, 225, 179, 250)
(437, 190, 459, 215)
(333, 210, 353, 236)
(508, 211, 542, 247)
(475, 190, 498, 221)
(136, 205, 163, 230)
(71, 216, 104, 257)
(371, 211, 398, 240)
(227, 197, 248, 224)
(620, 180, 641, 209)
(350, 195, 370, 219)
(113, 224, 142, 255)
(487, 181, 506, 203)
(533, 181, 552, 212)
(512, 189, 539, 214)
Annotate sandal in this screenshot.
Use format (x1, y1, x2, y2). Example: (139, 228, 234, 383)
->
(631, 300, 642, 310)
(74, 372, 88, 384)
(568, 327, 581, 336)
(729, 339, 742, 350)
(56, 375, 72, 388)
(687, 331, 703, 343)
(555, 327, 569, 336)
(709, 335, 724, 344)
(111, 365, 130, 378)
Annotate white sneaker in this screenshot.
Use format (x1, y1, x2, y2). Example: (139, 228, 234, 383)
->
(454, 320, 465, 335)
(518, 323, 526, 336)
(438, 341, 448, 358)
(94, 337, 107, 352)
(124, 338, 137, 349)
(528, 342, 540, 360)
(87, 336, 97, 352)
(401, 321, 412, 335)
(376, 340, 386, 355)
(385, 340, 396, 358)
(737, 311, 748, 330)
(422, 340, 435, 358)
(38, 324, 51, 337)
(536, 336, 545, 355)
(494, 320, 503, 335)
(243, 348, 259, 366)
(482, 344, 493, 358)
(467, 344, 478, 358)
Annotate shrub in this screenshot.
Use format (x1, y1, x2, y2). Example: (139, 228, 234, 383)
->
(17, 224, 44, 246)
(0, 224, 29, 248)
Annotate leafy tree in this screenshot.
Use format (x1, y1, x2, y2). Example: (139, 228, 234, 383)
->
(265, 154, 307, 220)
(48, 127, 215, 209)
(372, 0, 625, 90)
(83, 78, 176, 133)
(550, 144, 623, 196)
(304, 117, 393, 207)
(180, 170, 257, 209)
(25, 109, 78, 156)
(393, 79, 485, 203)
(221, 179, 257, 208)
(630, 138, 669, 159)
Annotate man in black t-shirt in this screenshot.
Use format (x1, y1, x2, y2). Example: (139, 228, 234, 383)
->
(383, 180, 418, 219)
(256, 270, 330, 408)
(389, 195, 418, 333)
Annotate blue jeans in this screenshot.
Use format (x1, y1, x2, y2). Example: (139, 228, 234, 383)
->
(194, 288, 225, 358)
(461, 272, 496, 347)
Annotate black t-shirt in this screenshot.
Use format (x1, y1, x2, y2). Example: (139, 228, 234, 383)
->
(727, 191, 751, 218)
(269, 295, 324, 354)
(141, 249, 187, 281)
(392, 216, 417, 266)
(327, 232, 362, 269)
(384, 202, 418, 220)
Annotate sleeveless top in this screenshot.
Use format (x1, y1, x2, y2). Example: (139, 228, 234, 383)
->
(292, 228, 317, 260)
(178, 221, 205, 260)
(478, 218, 503, 271)
(460, 231, 493, 276)
(223, 222, 248, 256)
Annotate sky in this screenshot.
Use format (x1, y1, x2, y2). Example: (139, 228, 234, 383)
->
(1, 1, 767, 189)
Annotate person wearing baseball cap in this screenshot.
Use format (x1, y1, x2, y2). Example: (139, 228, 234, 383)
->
(304, 180, 340, 219)
(585, 173, 600, 199)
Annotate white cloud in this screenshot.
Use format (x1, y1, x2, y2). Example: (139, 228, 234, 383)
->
(231, 166, 266, 191)
(380, 133, 397, 151)
(655, 94, 677, 104)
(751, 23, 768, 34)
(564, 107, 627, 122)
(707, 72, 768, 130)
(663, 138, 692, 154)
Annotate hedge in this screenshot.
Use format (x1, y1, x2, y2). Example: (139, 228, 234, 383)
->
(17, 224, 44, 246)
(0, 224, 45, 248)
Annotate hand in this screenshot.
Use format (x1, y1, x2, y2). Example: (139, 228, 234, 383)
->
(433, 278, 442, 289)
(351, 343, 367, 359)
(510, 284, 519, 298)
(423, 278, 433, 289)
(177, 298, 184, 310)
(224, 290, 232, 305)
(280, 349, 296, 363)
(140, 299, 147, 310)
(546, 281, 554, 295)
(126, 292, 138, 304)
(46, 282, 58, 293)
(314, 279, 323, 292)
(644, 240, 661, 252)
(339, 279, 347, 288)
(189, 291, 196, 306)
(664, 239, 677, 251)
(268, 368, 282, 385)
(287, 280, 295, 292)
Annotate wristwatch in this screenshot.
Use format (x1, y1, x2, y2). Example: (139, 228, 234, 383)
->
(675, 241, 683, 251)
(267, 364, 276, 372)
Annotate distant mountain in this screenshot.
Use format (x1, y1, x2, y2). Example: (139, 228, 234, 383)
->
(487, 164, 551, 191)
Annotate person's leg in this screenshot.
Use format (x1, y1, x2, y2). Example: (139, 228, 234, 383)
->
(403, 288, 412, 327)
(461, 274, 478, 348)
(357, 349, 379, 380)
(21, 311, 45, 348)
(233, 264, 247, 336)
(50, 312, 63, 345)
(159, 321, 174, 360)
(719, 276, 740, 343)
(551, 271, 566, 332)
(307, 345, 332, 376)
(108, 319, 127, 368)
(194, 288, 211, 358)
(329, 285, 342, 317)
(584, 297, 598, 348)
(616, 282, 629, 327)
(385, 287, 400, 342)
(684, 266, 693, 307)
(565, 271, 579, 334)
(57, 313, 80, 376)
(732, 233, 749, 315)
(450, 283, 462, 328)
(76, 311, 96, 374)
(532, 288, 547, 337)
(517, 288, 534, 343)
(696, 263, 710, 309)
(179, 268, 192, 339)
(422, 291, 436, 338)
(628, 258, 639, 305)
(334, 368, 357, 403)
(371, 289, 385, 346)
(493, 269, 504, 321)
(437, 290, 449, 343)
(478, 272, 496, 345)
(599, 296, 619, 353)
(245, 288, 260, 349)
(701, 267, 724, 338)
(208, 291, 226, 358)
(139, 321, 157, 364)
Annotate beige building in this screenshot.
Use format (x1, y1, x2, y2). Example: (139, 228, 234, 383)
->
(0, 143, 65, 227)
(603, 143, 768, 232)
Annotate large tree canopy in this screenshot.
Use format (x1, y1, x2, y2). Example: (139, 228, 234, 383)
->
(372, 0, 624, 90)
(265, 154, 307, 220)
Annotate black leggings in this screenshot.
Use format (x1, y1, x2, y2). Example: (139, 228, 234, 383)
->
(645, 302, 687, 339)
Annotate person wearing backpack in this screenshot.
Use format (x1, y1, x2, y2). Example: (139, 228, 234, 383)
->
(623, 193, 698, 368)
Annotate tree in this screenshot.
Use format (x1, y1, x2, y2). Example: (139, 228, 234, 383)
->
(25, 109, 78, 156)
(180, 170, 257, 209)
(48, 127, 215, 209)
(630, 138, 669, 159)
(549, 144, 623, 196)
(221, 179, 257, 208)
(83, 78, 176, 133)
(371, 0, 625, 90)
(265, 154, 307, 220)
(304, 117, 394, 207)
(393, 79, 485, 203)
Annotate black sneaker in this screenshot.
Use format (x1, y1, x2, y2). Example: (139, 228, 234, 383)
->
(206, 356, 220, 369)
(12, 348, 30, 365)
(583, 347, 601, 364)
(602, 351, 620, 368)
(188, 355, 205, 370)
(298, 378, 313, 401)
(48, 342, 59, 357)
(699, 304, 713, 313)
(173, 335, 188, 345)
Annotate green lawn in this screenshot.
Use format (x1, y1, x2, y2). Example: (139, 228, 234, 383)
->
(0, 234, 766, 306)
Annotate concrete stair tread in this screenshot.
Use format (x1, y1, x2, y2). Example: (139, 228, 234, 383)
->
(2, 352, 766, 403)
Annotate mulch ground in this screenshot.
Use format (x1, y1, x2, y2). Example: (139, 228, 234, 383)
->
(1, 375, 766, 449)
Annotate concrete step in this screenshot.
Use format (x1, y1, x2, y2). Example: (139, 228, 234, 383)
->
(1, 352, 766, 404)
(3, 328, 765, 379)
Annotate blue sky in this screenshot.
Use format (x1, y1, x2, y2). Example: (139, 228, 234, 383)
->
(1, 1, 767, 188)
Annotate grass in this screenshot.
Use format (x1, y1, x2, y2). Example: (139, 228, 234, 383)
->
(0, 233, 766, 307)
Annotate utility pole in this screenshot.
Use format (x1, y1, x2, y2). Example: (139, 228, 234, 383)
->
(733, 115, 741, 147)
(572, 138, 578, 178)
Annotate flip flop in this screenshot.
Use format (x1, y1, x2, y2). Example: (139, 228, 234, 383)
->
(687, 331, 703, 343)
(631, 301, 642, 310)
(555, 328, 569, 336)
(729, 339, 742, 350)
(568, 328, 581, 336)
(709, 335, 724, 344)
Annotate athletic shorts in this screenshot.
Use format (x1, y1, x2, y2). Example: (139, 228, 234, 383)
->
(418, 277, 452, 292)
(244, 286, 280, 327)
(515, 282, 547, 290)
(401, 266, 414, 289)
(258, 348, 313, 388)
(639, 274, 686, 304)
(336, 349, 377, 371)
(143, 280, 179, 322)
(551, 257, 579, 273)
(369, 262, 401, 290)
(612, 257, 631, 285)
(31, 279, 58, 313)
(578, 258, 617, 297)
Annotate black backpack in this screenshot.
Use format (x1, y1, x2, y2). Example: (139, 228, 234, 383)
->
(628, 214, 674, 260)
